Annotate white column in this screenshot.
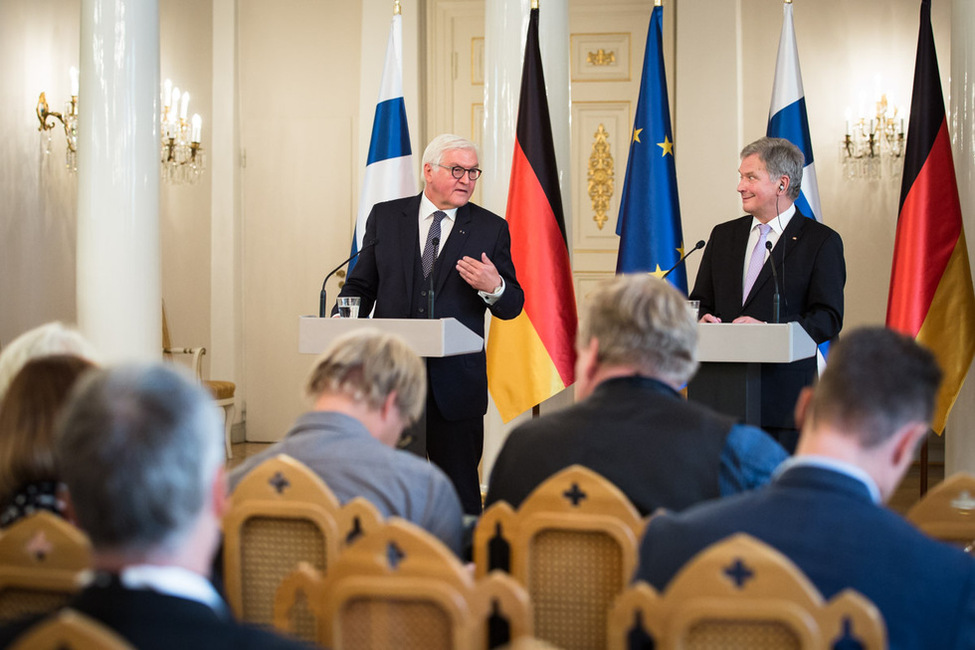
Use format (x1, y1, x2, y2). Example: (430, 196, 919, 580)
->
(76, 0, 160, 362)
(946, 0, 975, 475)
(480, 0, 572, 482)
(211, 0, 242, 428)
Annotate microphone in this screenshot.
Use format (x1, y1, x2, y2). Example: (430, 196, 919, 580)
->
(766, 240, 781, 323)
(661, 240, 706, 279)
(319, 239, 378, 317)
(428, 237, 440, 318)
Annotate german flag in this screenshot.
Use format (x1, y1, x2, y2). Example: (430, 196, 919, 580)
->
(487, 4, 577, 423)
(887, 0, 975, 433)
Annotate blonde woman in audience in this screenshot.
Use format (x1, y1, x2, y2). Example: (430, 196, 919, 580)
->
(0, 354, 95, 528)
(0, 322, 98, 405)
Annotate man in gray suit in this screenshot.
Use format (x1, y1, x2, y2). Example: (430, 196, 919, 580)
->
(229, 329, 464, 555)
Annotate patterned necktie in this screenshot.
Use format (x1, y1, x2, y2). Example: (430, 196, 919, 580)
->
(743, 223, 771, 304)
(422, 210, 446, 278)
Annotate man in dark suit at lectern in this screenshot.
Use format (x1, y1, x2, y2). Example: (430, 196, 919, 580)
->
(690, 137, 845, 451)
(337, 134, 524, 514)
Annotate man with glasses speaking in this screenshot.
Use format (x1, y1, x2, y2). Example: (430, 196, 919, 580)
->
(337, 133, 524, 515)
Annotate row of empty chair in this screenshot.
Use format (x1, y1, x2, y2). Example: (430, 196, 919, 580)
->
(3, 459, 975, 648)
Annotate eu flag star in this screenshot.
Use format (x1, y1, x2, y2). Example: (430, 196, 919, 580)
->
(649, 265, 667, 279)
(657, 135, 674, 156)
(633, 127, 643, 143)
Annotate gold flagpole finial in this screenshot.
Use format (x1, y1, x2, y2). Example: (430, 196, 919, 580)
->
(784, 0, 793, 4)
(531, 0, 538, 9)
(654, 0, 662, 6)
(394, 0, 402, 15)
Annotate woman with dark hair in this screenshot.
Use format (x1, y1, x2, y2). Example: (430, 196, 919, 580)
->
(0, 354, 94, 528)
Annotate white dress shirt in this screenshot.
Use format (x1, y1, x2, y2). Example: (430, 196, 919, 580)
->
(741, 204, 796, 287)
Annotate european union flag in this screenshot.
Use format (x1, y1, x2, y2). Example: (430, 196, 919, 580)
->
(615, 3, 687, 293)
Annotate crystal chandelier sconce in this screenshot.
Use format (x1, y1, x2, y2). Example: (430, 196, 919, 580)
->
(841, 93, 905, 180)
(160, 79, 206, 185)
(35, 71, 205, 185)
(36, 67, 80, 171)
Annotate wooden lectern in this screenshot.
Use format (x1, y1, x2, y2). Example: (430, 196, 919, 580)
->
(687, 322, 816, 427)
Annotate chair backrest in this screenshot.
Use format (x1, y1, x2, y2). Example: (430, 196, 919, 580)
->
(222, 454, 382, 629)
(0, 511, 92, 623)
(274, 518, 533, 649)
(608, 534, 887, 650)
(473, 465, 646, 650)
(8, 608, 133, 650)
(906, 472, 975, 550)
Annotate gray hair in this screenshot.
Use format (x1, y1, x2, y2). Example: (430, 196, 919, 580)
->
(0, 322, 99, 404)
(740, 137, 804, 201)
(306, 329, 426, 426)
(809, 327, 942, 448)
(579, 274, 699, 386)
(56, 364, 223, 555)
(422, 134, 479, 167)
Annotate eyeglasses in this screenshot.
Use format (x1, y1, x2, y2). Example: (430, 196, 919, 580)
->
(437, 164, 482, 180)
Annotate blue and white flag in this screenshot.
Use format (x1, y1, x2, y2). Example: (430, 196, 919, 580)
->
(767, 1, 821, 223)
(767, 1, 829, 370)
(349, 12, 416, 274)
(615, 3, 687, 293)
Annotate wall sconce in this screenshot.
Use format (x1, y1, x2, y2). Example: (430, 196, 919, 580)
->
(36, 71, 206, 185)
(36, 67, 79, 171)
(841, 93, 905, 180)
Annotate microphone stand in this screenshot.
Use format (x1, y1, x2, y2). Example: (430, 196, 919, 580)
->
(766, 240, 781, 323)
(428, 237, 439, 318)
(661, 240, 706, 279)
(319, 240, 377, 317)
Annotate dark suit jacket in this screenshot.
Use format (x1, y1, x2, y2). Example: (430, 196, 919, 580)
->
(690, 211, 845, 427)
(636, 465, 975, 650)
(485, 376, 731, 516)
(0, 579, 310, 649)
(339, 194, 524, 420)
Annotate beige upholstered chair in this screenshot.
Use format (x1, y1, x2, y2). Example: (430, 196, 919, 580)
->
(222, 454, 382, 634)
(274, 518, 533, 649)
(0, 512, 92, 623)
(8, 609, 133, 650)
(608, 534, 887, 650)
(161, 304, 236, 458)
(473, 465, 646, 650)
(906, 472, 975, 551)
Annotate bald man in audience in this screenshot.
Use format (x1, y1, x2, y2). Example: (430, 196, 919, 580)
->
(0, 364, 309, 649)
(635, 327, 975, 650)
(486, 274, 786, 516)
(229, 329, 464, 555)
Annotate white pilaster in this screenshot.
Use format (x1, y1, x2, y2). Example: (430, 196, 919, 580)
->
(76, 0, 160, 362)
(946, 0, 975, 475)
(211, 0, 242, 425)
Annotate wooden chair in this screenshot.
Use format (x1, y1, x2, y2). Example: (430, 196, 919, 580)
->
(222, 454, 382, 634)
(608, 534, 887, 650)
(0, 512, 92, 623)
(906, 472, 975, 550)
(274, 518, 533, 649)
(8, 609, 133, 650)
(473, 465, 646, 650)
(162, 303, 236, 459)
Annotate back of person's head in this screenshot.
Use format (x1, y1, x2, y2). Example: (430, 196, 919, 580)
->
(422, 133, 478, 167)
(0, 355, 95, 506)
(808, 327, 942, 448)
(740, 137, 804, 201)
(306, 329, 426, 426)
(56, 363, 223, 557)
(0, 322, 98, 404)
(579, 274, 698, 386)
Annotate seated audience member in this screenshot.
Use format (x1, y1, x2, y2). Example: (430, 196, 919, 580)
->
(486, 274, 786, 516)
(0, 364, 310, 649)
(635, 327, 975, 650)
(0, 322, 98, 405)
(229, 329, 464, 555)
(0, 355, 94, 528)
